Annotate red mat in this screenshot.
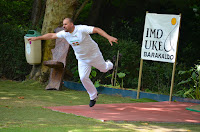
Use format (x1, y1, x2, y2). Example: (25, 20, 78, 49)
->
(45, 101, 200, 123)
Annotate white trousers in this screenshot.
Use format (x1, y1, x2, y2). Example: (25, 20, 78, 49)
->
(78, 56, 113, 100)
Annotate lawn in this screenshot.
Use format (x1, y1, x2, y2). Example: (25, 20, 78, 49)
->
(0, 80, 199, 132)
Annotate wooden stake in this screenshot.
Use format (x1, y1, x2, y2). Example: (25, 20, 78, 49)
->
(114, 50, 120, 86)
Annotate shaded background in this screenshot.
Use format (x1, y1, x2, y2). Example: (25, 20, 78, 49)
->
(0, 0, 199, 98)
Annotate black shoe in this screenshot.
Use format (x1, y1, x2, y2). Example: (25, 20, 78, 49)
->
(89, 94, 98, 107)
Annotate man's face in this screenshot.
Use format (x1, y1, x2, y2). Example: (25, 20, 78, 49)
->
(63, 19, 73, 32)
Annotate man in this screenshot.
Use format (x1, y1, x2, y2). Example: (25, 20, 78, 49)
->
(28, 18, 118, 107)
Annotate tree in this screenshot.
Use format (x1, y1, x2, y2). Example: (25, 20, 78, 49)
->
(87, 0, 106, 25)
(29, 0, 78, 82)
(73, 0, 90, 22)
(31, 0, 46, 28)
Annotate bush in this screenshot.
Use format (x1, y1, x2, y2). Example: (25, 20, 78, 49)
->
(141, 61, 173, 94)
(0, 0, 33, 26)
(175, 62, 200, 99)
(0, 24, 31, 80)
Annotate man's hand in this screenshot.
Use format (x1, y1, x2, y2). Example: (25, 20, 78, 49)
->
(108, 36, 118, 46)
(27, 37, 37, 41)
(93, 27, 118, 46)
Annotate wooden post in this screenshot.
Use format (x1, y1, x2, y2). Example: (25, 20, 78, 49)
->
(137, 11, 148, 99)
(114, 50, 120, 86)
(169, 14, 182, 101)
(169, 62, 176, 101)
(137, 59, 143, 99)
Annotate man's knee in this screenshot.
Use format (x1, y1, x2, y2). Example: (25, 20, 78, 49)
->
(80, 75, 89, 82)
(99, 61, 113, 73)
(100, 69, 108, 73)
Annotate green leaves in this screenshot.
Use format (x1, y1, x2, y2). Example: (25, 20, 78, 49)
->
(0, 0, 33, 26)
(91, 70, 97, 78)
(178, 78, 192, 85)
(178, 69, 193, 75)
(177, 63, 200, 99)
(117, 72, 126, 78)
(94, 80, 100, 88)
(191, 71, 197, 81)
(0, 24, 31, 80)
(89, 67, 97, 79)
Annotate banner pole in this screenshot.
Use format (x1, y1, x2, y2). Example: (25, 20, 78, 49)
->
(137, 11, 148, 99)
(137, 59, 143, 99)
(169, 61, 176, 101)
(169, 13, 182, 101)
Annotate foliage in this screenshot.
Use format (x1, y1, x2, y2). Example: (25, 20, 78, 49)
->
(117, 72, 126, 88)
(89, 67, 102, 88)
(105, 72, 126, 88)
(90, 35, 141, 88)
(85, 0, 200, 68)
(1, 0, 200, 100)
(142, 62, 173, 94)
(176, 63, 200, 99)
(0, 24, 31, 80)
(75, 0, 93, 24)
(0, 0, 33, 80)
(0, 0, 33, 26)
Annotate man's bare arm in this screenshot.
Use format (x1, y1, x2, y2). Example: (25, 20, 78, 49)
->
(93, 27, 118, 46)
(27, 33, 58, 41)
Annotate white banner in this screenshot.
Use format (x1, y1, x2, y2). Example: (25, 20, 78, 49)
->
(141, 13, 181, 63)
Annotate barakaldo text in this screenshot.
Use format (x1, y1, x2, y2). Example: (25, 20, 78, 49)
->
(143, 28, 174, 60)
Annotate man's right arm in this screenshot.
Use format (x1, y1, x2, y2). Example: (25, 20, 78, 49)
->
(27, 33, 58, 41)
(92, 27, 118, 46)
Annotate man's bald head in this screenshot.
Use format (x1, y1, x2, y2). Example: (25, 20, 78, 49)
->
(63, 18, 75, 33)
(63, 18, 74, 23)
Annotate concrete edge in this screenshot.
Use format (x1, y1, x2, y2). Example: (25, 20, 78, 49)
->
(185, 107, 200, 112)
(63, 81, 200, 104)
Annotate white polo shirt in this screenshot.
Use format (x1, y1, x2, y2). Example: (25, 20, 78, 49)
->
(56, 25, 102, 63)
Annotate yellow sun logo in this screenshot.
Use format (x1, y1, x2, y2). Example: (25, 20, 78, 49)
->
(171, 18, 176, 25)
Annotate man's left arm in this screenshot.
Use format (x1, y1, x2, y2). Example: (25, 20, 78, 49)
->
(93, 27, 118, 46)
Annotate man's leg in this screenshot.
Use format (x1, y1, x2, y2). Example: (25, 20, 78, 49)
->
(78, 61, 98, 100)
(91, 56, 113, 73)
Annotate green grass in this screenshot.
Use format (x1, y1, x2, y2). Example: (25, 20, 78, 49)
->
(0, 80, 200, 132)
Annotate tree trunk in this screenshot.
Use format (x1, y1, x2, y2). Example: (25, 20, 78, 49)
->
(31, 0, 47, 28)
(73, 0, 90, 22)
(31, 0, 42, 27)
(87, 0, 105, 25)
(29, 0, 77, 82)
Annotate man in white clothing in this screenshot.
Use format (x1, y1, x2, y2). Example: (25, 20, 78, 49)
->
(28, 18, 118, 107)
